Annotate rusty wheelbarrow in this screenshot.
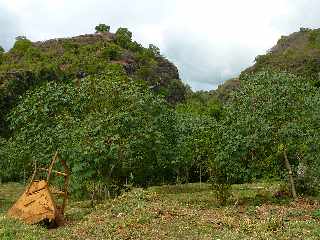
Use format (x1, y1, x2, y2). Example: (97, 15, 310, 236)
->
(7, 151, 70, 226)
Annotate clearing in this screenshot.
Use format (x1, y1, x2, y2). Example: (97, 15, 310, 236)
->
(1, 182, 320, 239)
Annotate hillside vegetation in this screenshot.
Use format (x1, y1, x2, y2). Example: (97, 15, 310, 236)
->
(215, 28, 320, 101)
(1, 26, 320, 239)
(243, 27, 320, 84)
(0, 27, 186, 137)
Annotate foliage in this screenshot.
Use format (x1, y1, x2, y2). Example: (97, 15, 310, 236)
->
(115, 27, 133, 49)
(0, 27, 187, 137)
(0, 137, 32, 184)
(127, 41, 144, 53)
(176, 91, 222, 119)
(0, 46, 4, 64)
(5, 68, 177, 196)
(212, 71, 320, 197)
(243, 28, 320, 85)
(101, 43, 122, 60)
(308, 29, 320, 48)
(12, 36, 32, 53)
(148, 44, 160, 56)
(95, 24, 110, 33)
(173, 92, 221, 184)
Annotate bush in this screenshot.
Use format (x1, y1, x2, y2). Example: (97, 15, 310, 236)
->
(296, 141, 320, 195)
(212, 182, 231, 205)
(12, 36, 32, 53)
(115, 28, 132, 49)
(0, 138, 30, 183)
(101, 44, 122, 61)
(128, 41, 143, 53)
(0, 46, 4, 64)
(148, 44, 160, 56)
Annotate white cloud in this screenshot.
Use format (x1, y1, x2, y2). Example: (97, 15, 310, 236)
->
(1, 0, 319, 90)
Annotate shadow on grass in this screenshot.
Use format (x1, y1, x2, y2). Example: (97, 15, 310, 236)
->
(235, 193, 292, 207)
(151, 183, 212, 194)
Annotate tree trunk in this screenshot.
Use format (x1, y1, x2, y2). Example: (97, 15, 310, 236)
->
(23, 166, 26, 185)
(283, 149, 297, 200)
(199, 165, 202, 189)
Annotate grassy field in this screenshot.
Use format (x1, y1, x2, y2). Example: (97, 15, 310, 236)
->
(1, 182, 320, 240)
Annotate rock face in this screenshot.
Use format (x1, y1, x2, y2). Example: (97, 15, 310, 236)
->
(211, 78, 240, 103)
(154, 56, 180, 81)
(33, 33, 116, 49)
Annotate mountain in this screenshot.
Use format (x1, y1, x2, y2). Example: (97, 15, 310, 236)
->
(0, 29, 187, 136)
(212, 27, 320, 101)
(242, 27, 320, 84)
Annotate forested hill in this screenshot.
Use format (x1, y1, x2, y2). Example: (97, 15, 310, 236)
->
(0, 25, 187, 137)
(244, 27, 320, 82)
(212, 27, 320, 101)
(0, 25, 197, 195)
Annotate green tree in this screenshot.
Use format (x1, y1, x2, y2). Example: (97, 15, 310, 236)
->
(95, 24, 110, 33)
(101, 43, 122, 60)
(115, 28, 132, 49)
(213, 71, 320, 199)
(174, 93, 220, 185)
(7, 68, 177, 196)
(12, 36, 32, 53)
(148, 44, 160, 56)
(0, 45, 4, 64)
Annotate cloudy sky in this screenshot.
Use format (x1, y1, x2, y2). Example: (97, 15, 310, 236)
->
(0, 0, 319, 90)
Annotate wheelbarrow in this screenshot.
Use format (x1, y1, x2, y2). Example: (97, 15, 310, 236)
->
(7, 151, 70, 226)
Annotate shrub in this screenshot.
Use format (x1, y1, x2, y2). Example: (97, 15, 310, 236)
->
(128, 41, 143, 53)
(308, 30, 320, 48)
(101, 44, 122, 61)
(148, 44, 160, 56)
(12, 36, 32, 53)
(115, 28, 132, 49)
(0, 46, 4, 64)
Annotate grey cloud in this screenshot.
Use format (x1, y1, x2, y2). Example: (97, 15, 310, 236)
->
(162, 30, 260, 90)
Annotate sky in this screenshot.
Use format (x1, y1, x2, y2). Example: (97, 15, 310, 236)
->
(0, 0, 319, 90)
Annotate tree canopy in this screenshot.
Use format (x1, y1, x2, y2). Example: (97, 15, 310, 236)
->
(95, 24, 110, 33)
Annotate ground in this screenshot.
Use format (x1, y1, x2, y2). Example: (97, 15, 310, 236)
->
(1, 182, 320, 240)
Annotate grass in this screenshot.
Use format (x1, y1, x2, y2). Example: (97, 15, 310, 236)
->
(1, 182, 320, 239)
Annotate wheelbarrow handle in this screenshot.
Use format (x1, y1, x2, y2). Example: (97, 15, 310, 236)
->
(26, 160, 37, 195)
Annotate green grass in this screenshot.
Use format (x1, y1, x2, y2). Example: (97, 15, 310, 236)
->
(1, 182, 320, 239)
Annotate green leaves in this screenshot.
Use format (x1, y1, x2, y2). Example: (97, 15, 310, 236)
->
(4, 68, 177, 195)
(213, 71, 320, 193)
(101, 44, 122, 61)
(12, 36, 32, 54)
(115, 28, 133, 49)
(95, 24, 110, 33)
